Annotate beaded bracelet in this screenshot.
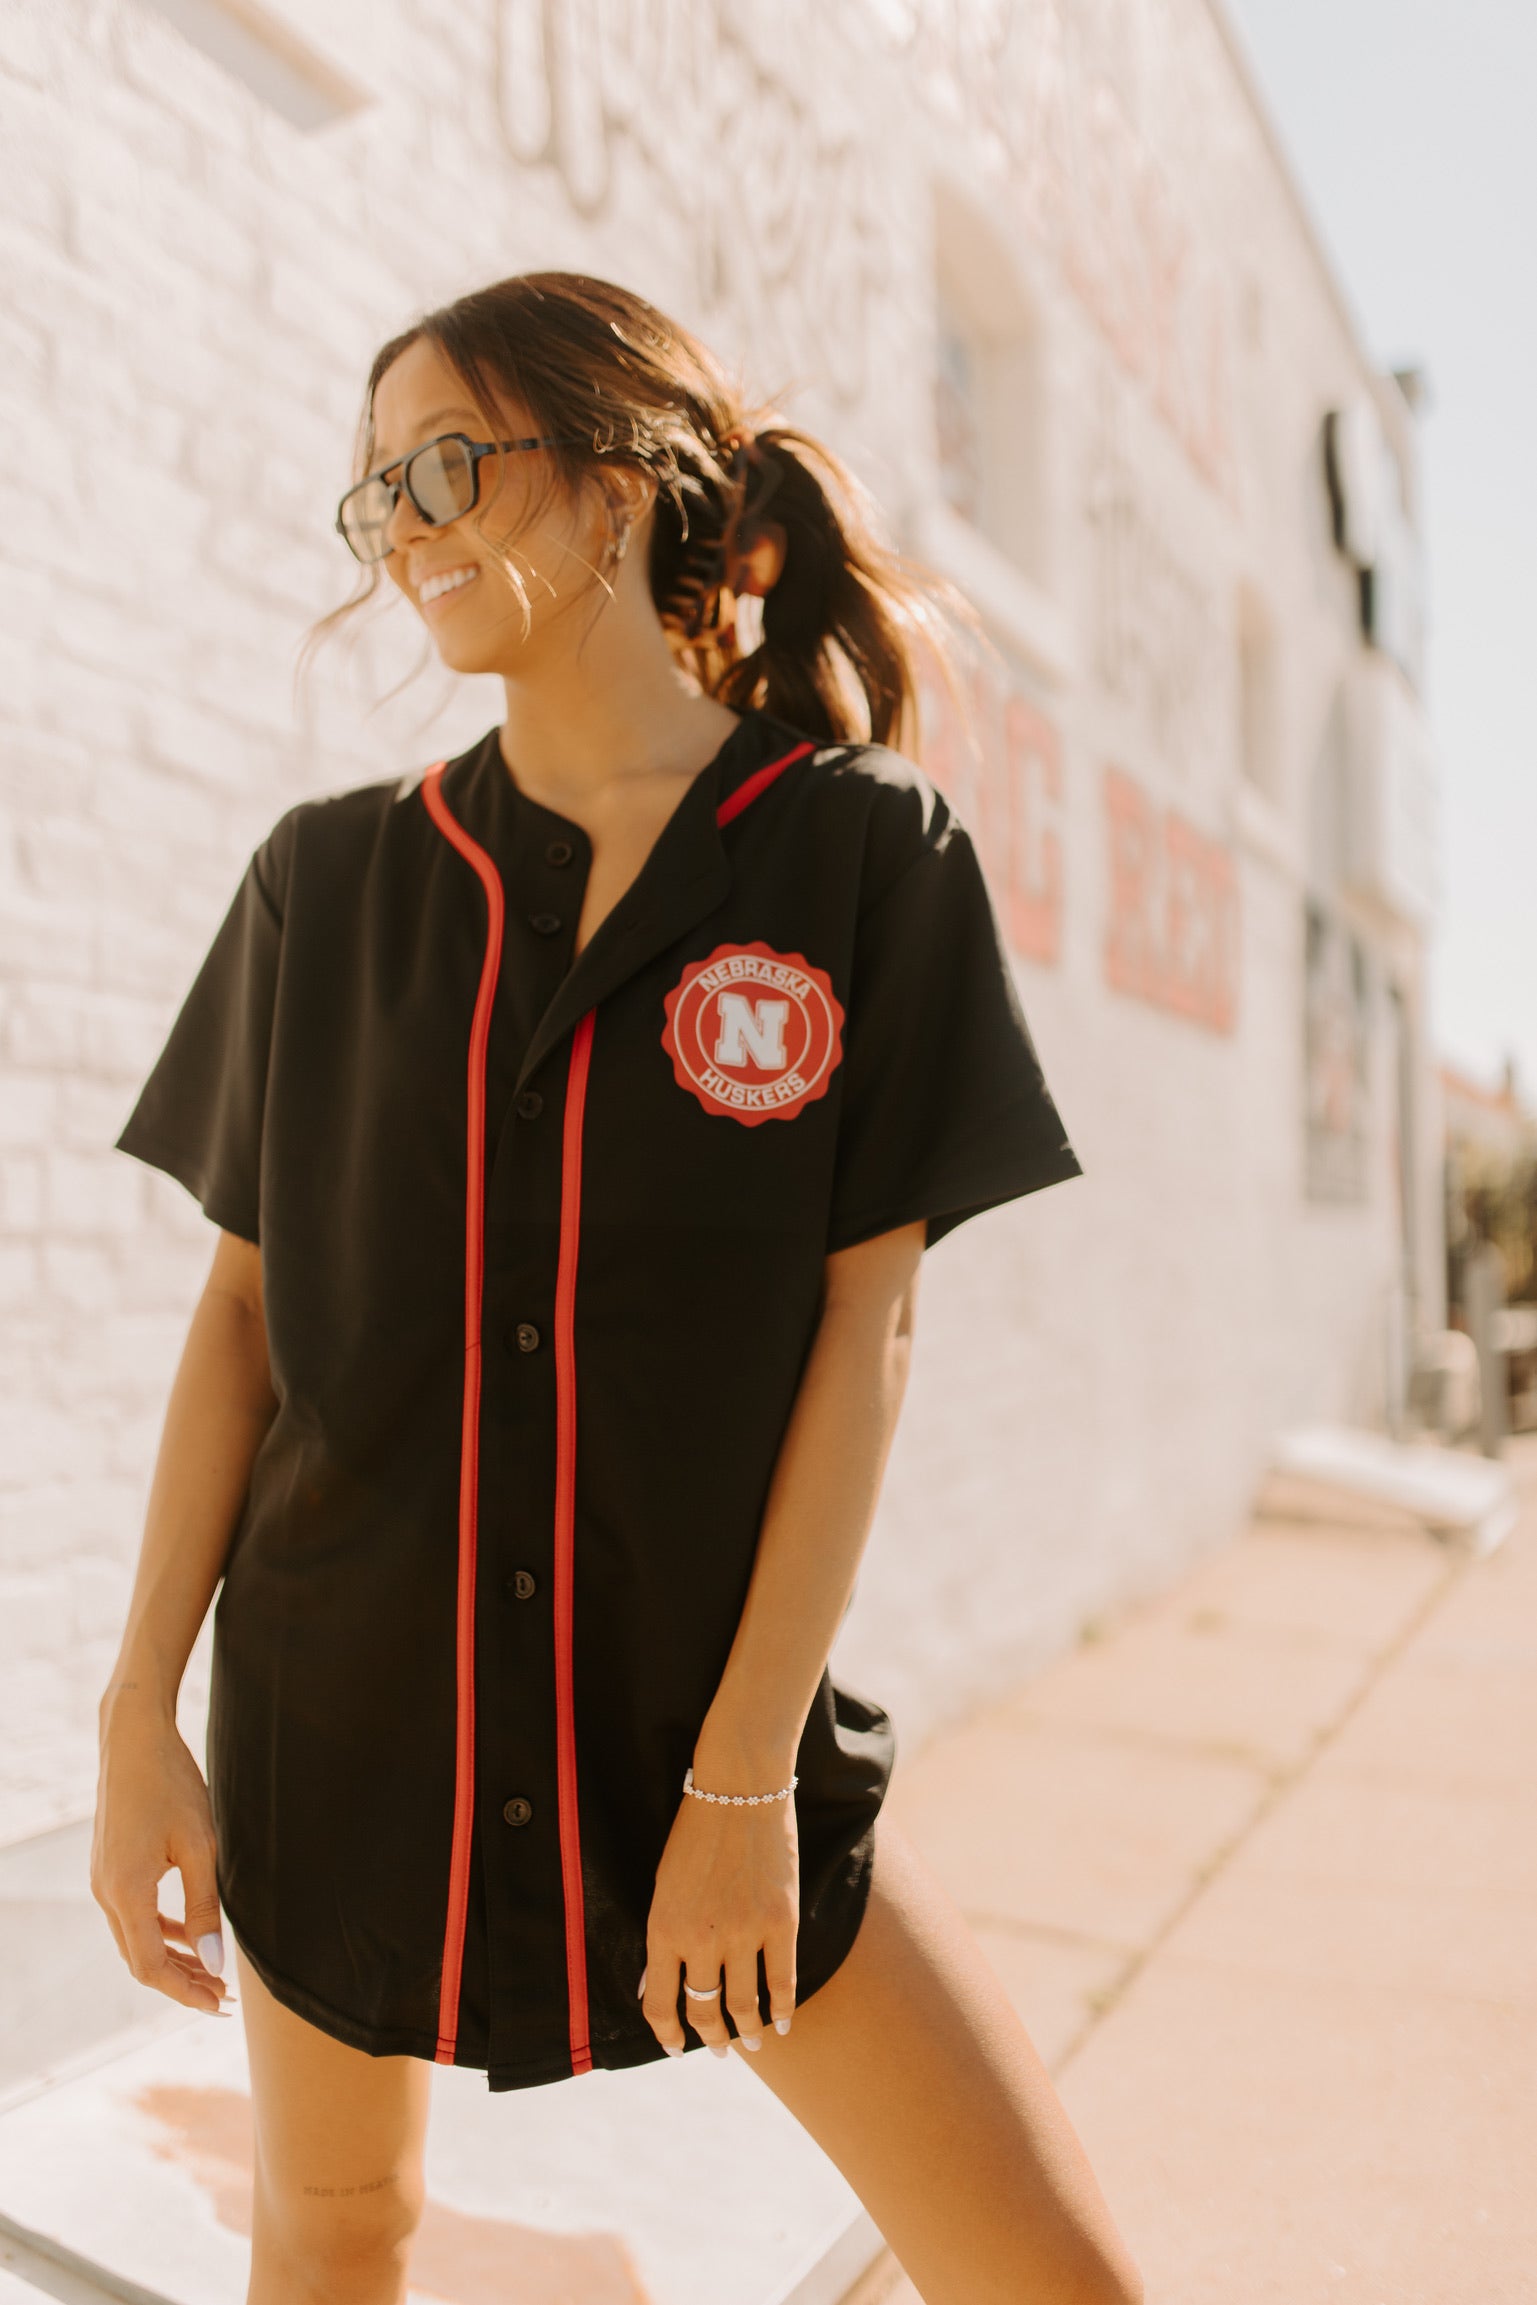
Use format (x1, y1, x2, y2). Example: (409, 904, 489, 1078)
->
(683, 1765, 798, 1808)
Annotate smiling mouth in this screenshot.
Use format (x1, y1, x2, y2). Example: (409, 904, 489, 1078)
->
(418, 566, 479, 607)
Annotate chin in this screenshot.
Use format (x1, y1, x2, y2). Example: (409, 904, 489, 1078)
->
(427, 590, 544, 679)
(431, 628, 520, 678)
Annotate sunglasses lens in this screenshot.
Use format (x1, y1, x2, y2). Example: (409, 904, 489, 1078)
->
(407, 436, 476, 525)
(338, 477, 395, 563)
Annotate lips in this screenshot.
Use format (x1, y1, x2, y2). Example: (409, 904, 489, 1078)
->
(418, 566, 479, 607)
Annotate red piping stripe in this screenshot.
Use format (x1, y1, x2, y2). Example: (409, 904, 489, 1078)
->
(552, 1011, 596, 2073)
(714, 740, 815, 827)
(417, 733, 806, 2077)
(420, 760, 504, 2067)
(542, 741, 807, 2076)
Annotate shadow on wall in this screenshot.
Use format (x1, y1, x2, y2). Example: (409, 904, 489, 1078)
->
(132, 2084, 655, 2305)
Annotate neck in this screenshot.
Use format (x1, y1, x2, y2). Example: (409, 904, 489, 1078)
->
(497, 596, 740, 812)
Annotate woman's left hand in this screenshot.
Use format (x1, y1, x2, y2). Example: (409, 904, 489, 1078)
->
(639, 1772, 799, 2057)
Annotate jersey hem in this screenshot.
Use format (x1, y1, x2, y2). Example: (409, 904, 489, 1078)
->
(223, 1908, 440, 2063)
(220, 1825, 879, 2092)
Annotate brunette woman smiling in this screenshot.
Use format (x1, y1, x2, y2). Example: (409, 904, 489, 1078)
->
(94, 272, 1139, 2305)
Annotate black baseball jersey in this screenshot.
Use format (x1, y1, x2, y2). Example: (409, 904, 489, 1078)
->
(116, 710, 1081, 2091)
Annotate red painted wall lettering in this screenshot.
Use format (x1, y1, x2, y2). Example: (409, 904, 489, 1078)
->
(918, 655, 1064, 968)
(1103, 765, 1239, 1033)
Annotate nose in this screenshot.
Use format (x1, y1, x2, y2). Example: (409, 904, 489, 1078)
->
(382, 475, 430, 558)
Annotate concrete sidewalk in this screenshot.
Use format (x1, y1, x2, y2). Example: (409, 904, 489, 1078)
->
(858, 1434, 1537, 2304)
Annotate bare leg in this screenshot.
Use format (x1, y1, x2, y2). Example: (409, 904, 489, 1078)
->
(236, 1941, 432, 2305)
(740, 1819, 1141, 2305)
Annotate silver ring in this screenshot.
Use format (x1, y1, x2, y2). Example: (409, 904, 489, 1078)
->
(683, 1980, 720, 2002)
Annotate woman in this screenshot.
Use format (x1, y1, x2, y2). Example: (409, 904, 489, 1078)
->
(93, 273, 1139, 2305)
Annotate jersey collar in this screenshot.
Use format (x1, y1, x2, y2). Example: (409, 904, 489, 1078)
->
(437, 712, 811, 1091)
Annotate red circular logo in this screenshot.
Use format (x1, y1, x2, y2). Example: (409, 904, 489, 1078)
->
(662, 943, 845, 1126)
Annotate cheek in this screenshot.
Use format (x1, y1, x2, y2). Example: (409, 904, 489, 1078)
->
(476, 457, 540, 535)
(480, 467, 592, 563)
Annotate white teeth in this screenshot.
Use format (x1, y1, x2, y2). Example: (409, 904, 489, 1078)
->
(418, 567, 478, 605)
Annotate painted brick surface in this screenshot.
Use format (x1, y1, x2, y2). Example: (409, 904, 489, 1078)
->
(0, 0, 1439, 1842)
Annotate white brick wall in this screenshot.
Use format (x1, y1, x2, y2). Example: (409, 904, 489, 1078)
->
(0, 0, 1439, 1842)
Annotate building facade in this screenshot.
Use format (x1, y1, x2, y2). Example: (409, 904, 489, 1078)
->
(0, 0, 1441, 1840)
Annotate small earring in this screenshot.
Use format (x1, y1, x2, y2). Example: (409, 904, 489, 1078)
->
(611, 515, 632, 563)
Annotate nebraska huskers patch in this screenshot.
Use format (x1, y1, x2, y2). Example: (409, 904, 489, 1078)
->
(662, 943, 845, 1125)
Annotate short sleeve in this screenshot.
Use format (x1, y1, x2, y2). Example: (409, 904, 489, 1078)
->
(826, 799, 1081, 1254)
(115, 826, 288, 1245)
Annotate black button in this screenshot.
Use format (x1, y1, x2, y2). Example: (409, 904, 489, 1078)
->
(545, 840, 574, 867)
(502, 1795, 534, 1827)
(507, 1568, 537, 1601)
(529, 911, 562, 936)
(513, 1321, 541, 1353)
(515, 1090, 543, 1120)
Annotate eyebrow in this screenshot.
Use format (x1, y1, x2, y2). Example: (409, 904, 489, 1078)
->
(370, 407, 484, 468)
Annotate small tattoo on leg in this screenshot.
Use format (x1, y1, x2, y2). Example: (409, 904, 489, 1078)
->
(301, 2171, 396, 2198)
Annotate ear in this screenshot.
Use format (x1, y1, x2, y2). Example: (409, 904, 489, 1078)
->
(598, 463, 658, 529)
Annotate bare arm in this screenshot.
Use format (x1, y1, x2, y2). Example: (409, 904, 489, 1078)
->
(92, 1228, 277, 2013)
(640, 1217, 925, 2056)
(697, 1216, 924, 1782)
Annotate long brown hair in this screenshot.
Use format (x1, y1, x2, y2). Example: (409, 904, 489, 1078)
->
(315, 272, 964, 749)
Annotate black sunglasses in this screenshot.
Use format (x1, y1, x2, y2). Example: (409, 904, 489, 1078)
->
(335, 432, 566, 565)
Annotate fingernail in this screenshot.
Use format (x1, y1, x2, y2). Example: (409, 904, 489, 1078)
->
(740, 2035, 761, 2052)
(637, 1965, 647, 1998)
(774, 2017, 791, 2034)
(708, 2042, 728, 2059)
(665, 2042, 684, 2057)
(197, 1931, 225, 1976)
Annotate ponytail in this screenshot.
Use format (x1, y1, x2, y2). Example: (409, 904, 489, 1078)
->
(650, 422, 958, 749)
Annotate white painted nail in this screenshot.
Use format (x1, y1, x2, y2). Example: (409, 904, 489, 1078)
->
(665, 2042, 684, 2057)
(197, 1931, 224, 1976)
(708, 2042, 728, 2059)
(774, 2017, 791, 2034)
(740, 2036, 761, 2052)
(636, 1964, 647, 1998)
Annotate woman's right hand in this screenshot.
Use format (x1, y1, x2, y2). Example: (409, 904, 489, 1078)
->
(91, 1702, 235, 2017)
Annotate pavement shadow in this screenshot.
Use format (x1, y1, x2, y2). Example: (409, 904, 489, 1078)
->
(132, 2083, 655, 2305)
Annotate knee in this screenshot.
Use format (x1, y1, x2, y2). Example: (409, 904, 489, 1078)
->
(258, 2169, 424, 2302)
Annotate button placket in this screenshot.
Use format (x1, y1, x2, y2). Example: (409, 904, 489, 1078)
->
(468, 779, 595, 2072)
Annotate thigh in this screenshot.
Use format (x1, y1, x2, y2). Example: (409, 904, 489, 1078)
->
(740, 1820, 1140, 2305)
(236, 1941, 432, 2265)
